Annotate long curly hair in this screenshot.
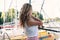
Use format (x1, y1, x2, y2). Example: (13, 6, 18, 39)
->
(20, 3, 32, 27)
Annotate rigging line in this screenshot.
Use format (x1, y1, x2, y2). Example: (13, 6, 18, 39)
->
(29, 0, 31, 4)
(8, 0, 13, 24)
(40, 0, 58, 27)
(16, 0, 17, 9)
(15, 0, 18, 28)
(2, 32, 11, 40)
(8, 0, 13, 9)
(3, 0, 5, 26)
(42, 9, 57, 27)
(42, 9, 49, 18)
(4, 0, 5, 11)
(40, 0, 45, 13)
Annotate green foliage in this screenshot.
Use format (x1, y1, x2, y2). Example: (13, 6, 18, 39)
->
(5, 12, 12, 22)
(0, 12, 3, 25)
(0, 18, 3, 25)
(38, 13, 44, 20)
(5, 8, 15, 22)
(0, 12, 2, 17)
(7, 15, 11, 22)
(12, 8, 15, 13)
(32, 11, 44, 20)
(11, 8, 15, 18)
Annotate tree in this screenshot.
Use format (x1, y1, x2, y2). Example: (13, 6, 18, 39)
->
(32, 11, 44, 20)
(0, 12, 3, 25)
(38, 13, 44, 20)
(5, 12, 11, 22)
(0, 12, 2, 17)
(6, 8, 15, 22)
(11, 8, 15, 18)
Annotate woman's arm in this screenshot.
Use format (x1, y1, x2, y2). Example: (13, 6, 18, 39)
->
(31, 16, 42, 22)
(27, 19, 42, 26)
(31, 16, 43, 26)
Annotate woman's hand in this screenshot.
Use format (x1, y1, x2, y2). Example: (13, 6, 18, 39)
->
(38, 21, 43, 26)
(38, 21, 43, 29)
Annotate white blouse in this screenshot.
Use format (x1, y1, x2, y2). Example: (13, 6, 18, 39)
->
(24, 24, 38, 37)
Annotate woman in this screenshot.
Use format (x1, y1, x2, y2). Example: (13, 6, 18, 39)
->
(20, 3, 43, 40)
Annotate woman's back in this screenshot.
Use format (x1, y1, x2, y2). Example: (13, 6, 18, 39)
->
(24, 23, 38, 37)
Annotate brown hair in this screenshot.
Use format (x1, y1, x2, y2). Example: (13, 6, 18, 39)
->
(20, 3, 32, 27)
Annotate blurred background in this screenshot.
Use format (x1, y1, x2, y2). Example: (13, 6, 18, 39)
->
(0, 0, 60, 40)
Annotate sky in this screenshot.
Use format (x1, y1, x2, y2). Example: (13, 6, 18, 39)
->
(0, 0, 60, 18)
